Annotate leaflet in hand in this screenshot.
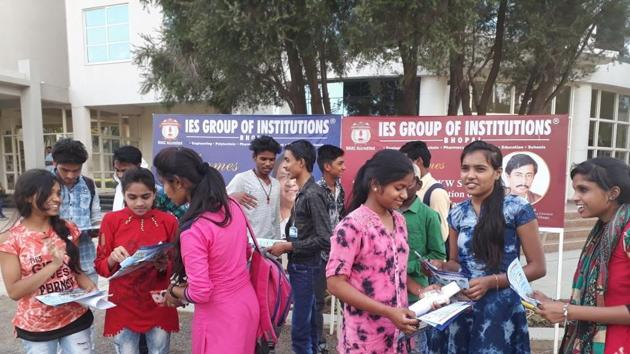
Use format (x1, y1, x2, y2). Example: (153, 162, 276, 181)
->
(415, 251, 470, 289)
(249, 238, 283, 248)
(418, 301, 473, 330)
(109, 242, 174, 280)
(36, 289, 116, 310)
(409, 281, 462, 317)
(507, 258, 540, 309)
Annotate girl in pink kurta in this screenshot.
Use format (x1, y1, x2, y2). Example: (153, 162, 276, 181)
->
(153, 147, 259, 354)
(326, 150, 421, 354)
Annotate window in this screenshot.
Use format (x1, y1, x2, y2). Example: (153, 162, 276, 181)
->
(588, 90, 630, 163)
(84, 4, 130, 63)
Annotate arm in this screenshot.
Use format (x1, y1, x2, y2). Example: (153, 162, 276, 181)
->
(180, 225, 214, 304)
(0, 248, 66, 301)
(440, 228, 461, 272)
(227, 174, 257, 209)
(517, 219, 546, 282)
(94, 216, 119, 277)
(537, 301, 630, 325)
(425, 211, 447, 261)
(430, 189, 451, 242)
(75, 271, 97, 292)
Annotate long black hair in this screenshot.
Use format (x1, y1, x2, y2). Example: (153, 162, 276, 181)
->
(570, 157, 630, 203)
(348, 149, 414, 212)
(12, 169, 82, 273)
(461, 141, 505, 272)
(153, 147, 232, 283)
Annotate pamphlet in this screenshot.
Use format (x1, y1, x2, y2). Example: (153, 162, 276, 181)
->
(36, 289, 116, 310)
(109, 242, 174, 280)
(415, 251, 470, 289)
(250, 238, 283, 248)
(418, 301, 474, 330)
(506, 258, 540, 309)
(409, 281, 462, 317)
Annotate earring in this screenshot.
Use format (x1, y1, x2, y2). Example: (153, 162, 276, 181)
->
(373, 188, 378, 192)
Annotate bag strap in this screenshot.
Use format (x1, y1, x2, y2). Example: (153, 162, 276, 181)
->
(83, 176, 96, 210)
(423, 182, 444, 206)
(230, 197, 262, 254)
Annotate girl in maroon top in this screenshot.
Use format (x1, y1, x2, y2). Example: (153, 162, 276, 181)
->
(95, 168, 179, 354)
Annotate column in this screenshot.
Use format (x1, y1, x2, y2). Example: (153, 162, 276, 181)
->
(419, 76, 448, 115)
(18, 59, 45, 169)
(567, 83, 592, 199)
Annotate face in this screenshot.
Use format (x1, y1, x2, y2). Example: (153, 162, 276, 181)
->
(461, 151, 501, 199)
(571, 174, 618, 220)
(124, 182, 155, 216)
(402, 176, 422, 206)
(55, 162, 82, 186)
(283, 150, 303, 179)
(507, 164, 536, 197)
(32, 182, 62, 217)
(254, 151, 276, 177)
(114, 161, 139, 179)
(325, 156, 346, 178)
(160, 177, 188, 206)
(373, 173, 414, 210)
(282, 178, 299, 202)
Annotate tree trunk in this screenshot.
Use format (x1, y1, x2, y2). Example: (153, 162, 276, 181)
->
(319, 46, 331, 114)
(302, 52, 325, 114)
(527, 79, 554, 114)
(400, 43, 418, 116)
(477, 0, 507, 115)
(285, 40, 307, 114)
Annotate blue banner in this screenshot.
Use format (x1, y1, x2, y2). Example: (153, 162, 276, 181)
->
(153, 114, 342, 182)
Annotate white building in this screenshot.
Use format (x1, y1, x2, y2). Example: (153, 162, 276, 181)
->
(1, 0, 629, 194)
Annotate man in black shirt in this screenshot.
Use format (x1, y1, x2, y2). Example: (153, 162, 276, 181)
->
(269, 140, 332, 354)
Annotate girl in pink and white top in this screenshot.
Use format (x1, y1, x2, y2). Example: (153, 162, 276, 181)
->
(327, 150, 431, 354)
(0, 169, 97, 354)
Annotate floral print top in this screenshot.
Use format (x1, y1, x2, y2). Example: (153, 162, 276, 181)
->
(326, 205, 410, 354)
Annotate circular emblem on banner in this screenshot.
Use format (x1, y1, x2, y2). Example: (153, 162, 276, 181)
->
(160, 118, 180, 140)
(350, 122, 371, 144)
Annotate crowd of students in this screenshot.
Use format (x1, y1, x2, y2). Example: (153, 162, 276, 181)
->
(0, 135, 629, 354)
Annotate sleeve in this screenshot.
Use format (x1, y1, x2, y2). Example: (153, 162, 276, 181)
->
(226, 173, 243, 195)
(515, 199, 537, 227)
(447, 206, 458, 232)
(326, 218, 362, 278)
(0, 232, 18, 256)
(90, 189, 102, 225)
(180, 224, 214, 304)
(430, 188, 451, 241)
(291, 192, 332, 257)
(164, 214, 179, 243)
(66, 222, 81, 245)
(94, 214, 118, 277)
(425, 210, 447, 261)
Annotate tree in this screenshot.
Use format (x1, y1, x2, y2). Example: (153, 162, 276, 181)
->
(135, 0, 349, 114)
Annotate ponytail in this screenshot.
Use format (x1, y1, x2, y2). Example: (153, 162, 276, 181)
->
(348, 163, 370, 213)
(50, 216, 82, 273)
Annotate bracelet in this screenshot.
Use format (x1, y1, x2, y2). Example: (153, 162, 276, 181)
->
(168, 284, 179, 299)
(494, 274, 499, 291)
(562, 303, 570, 326)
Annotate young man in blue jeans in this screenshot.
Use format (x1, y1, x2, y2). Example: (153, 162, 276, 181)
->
(268, 140, 332, 354)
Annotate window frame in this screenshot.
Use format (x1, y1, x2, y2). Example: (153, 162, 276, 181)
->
(82, 3, 131, 65)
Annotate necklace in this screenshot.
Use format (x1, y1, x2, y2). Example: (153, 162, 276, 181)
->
(253, 169, 272, 204)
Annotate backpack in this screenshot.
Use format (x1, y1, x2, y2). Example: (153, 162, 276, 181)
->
(82, 176, 96, 210)
(422, 182, 446, 206)
(242, 207, 293, 353)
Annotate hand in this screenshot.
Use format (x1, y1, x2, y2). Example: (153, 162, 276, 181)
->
(532, 290, 552, 303)
(536, 300, 567, 324)
(108, 246, 130, 265)
(230, 192, 258, 209)
(268, 242, 290, 257)
(429, 259, 445, 271)
(462, 276, 491, 301)
(419, 284, 441, 298)
(164, 290, 183, 307)
(48, 241, 67, 268)
(386, 307, 420, 335)
(153, 254, 168, 272)
(82, 281, 98, 293)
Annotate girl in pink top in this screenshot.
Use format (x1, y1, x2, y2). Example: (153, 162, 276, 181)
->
(0, 169, 97, 353)
(153, 147, 259, 354)
(327, 150, 428, 354)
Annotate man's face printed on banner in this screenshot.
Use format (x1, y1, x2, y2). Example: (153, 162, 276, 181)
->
(506, 164, 537, 197)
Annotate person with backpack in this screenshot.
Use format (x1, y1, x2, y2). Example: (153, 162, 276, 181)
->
(153, 147, 259, 354)
(52, 138, 102, 285)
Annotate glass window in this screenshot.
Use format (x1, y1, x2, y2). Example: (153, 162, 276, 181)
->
(600, 91, 615, 119)
(587, 149, 594, 159)
(598, 150, 612, 157)
(618, 95, 630, 122)
(588, 120, 596, 146)
(84, 4, 130, 63)
(617, 125, 628, 149)
(617, 151, 629, 163)
(4, 137, 12, 153)
(7, 174, 15, 190)
(590, 89, 598, 118)
(598, 122, 613, 147)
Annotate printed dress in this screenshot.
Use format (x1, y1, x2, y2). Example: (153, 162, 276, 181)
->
(429, 195, 536, 354)
(326, 205, 410, 354)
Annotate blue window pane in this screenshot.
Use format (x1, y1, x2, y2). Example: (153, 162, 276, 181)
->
(86, 27, 106, 46)
(85, 8, 106, 27)
(87, 45, 108, 63)
(108, 24, 128, 42)
(108, 43, 130, 61)
(107, 4, 128, 24)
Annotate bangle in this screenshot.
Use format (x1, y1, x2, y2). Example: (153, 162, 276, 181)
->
(168, 284, 179, 299)
(494, 274, 499, 291)
(562, 303, 570, 326)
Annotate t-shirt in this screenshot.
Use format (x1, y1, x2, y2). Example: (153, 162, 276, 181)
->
(226, 170, 281, 239)
(0, 221, 88, 333)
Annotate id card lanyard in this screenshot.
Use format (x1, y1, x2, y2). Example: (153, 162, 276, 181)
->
(288, 193, 301, 240)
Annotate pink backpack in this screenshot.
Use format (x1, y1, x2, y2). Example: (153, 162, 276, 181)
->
(244, 215, 293, 353)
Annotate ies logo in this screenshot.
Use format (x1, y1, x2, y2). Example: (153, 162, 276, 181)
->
(160, 118, 180, 140)
(350, 122, 371, 144)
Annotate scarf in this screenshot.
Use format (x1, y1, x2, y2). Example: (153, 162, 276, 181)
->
(560, 203, 630, 353)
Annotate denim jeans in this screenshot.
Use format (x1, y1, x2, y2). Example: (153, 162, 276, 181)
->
(113, 327, 170, 354)
(288, 262, 320, 354)
(21, 328, 92, 354)
(312, 263, 327, 352)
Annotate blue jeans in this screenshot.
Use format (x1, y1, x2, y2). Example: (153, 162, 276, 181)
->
(288, 262, 320, 354)
(21, 328, 91, 354)
(113, 327, 170, 354)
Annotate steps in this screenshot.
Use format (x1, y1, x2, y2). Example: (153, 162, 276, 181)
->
(541, 208, 596, 253)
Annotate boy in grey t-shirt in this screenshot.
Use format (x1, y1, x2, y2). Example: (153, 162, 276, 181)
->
(227, 135, 282, 239)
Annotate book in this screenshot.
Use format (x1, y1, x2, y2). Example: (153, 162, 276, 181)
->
(418, 301, 474, 330)
(415, 251, 470, 289)
(506, 258, 540, 309)
(36, 289, 116, 310)
(109, 242, 174, 280)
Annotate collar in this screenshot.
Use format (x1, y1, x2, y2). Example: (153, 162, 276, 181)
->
(318, 177, 340, 191)
(401, 196, 422, 214)
(122, 207, 156, 219)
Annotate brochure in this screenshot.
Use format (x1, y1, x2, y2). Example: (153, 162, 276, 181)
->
(409, 281, 462, 317)
(109, 242, 174, 280)
(415, 251, 470, 289)
(506, 258, 540, 309)
(418, 301, 474, 330)
(36, 289, 116, 310)
(250, 238, 283, 248)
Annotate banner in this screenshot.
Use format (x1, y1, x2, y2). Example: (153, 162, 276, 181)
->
(341, 115, 569, 228)
(153, 114, 341, 182)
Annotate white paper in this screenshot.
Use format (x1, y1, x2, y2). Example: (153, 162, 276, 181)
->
(418, 301, 473, 328)
(75, 293, 116, 310)
(409, 281, 462, 317)
(415, 251, 470, 289)
(109, 242, 174, 280)
(250, 238, 283, 248)
(36, 289, 116, 310)
(506, 258, 540, 307)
